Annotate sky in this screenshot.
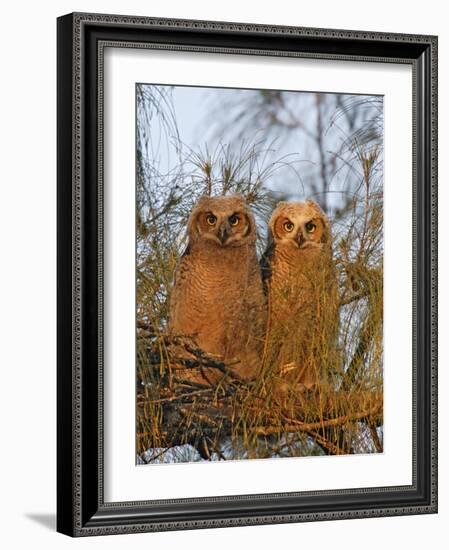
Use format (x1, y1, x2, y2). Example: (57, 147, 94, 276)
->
(137, 83, 383, 216)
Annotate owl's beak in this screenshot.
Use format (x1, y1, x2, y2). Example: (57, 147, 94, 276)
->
(218, 223, 230, 245)
(296, 229, 305, 247)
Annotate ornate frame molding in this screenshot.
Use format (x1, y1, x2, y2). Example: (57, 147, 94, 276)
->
(57, 12, 437, 536)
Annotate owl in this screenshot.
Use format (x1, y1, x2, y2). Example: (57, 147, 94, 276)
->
(169, 195, 267, 386)
(261, 200, 338, 391)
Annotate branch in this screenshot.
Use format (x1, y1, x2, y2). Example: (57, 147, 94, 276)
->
(306, 430, 345, 455)
(253, 404, 382, 436)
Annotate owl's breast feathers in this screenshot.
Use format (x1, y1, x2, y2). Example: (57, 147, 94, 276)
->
(261, 239, 338, 389)
(169, 240, 266, 371)
(174, 241, 260, 304)
(263, 241, 325, 282)
(263, 242, 334, 319)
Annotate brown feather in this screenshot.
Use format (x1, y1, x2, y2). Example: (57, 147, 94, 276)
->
(169, 195, 267, 385)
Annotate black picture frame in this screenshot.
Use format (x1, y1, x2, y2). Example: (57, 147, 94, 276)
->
(57, 12, 438, 536)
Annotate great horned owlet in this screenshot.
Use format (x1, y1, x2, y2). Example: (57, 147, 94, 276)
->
(169, 195, 266, 385)
(261, 200, 338, 390)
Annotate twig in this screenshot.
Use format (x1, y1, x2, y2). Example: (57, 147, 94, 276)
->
(142, 387, 214, 404)
(306, 430, 345, 455)
(253, 405, 382, 436)
(339, 290, 370, 306)
(138, 447, 170, 463)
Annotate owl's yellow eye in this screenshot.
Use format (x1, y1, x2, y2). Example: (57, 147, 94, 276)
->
(229, 215, 239, 227)
(206, 214, 217, 226)
(283, 221, 294, 232)
(305, 221, 316, 233)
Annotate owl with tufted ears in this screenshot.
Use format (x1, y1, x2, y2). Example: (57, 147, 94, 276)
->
(169, 194, 267, 385)
(261, 200, 338, 391)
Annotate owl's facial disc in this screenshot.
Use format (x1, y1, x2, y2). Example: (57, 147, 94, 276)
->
(274, 214, 325, 248)
(296, 219, 324, 248)
(197, 211, 250, 247)
(218, 213, 249, 246)
(271, 201, 329, 249)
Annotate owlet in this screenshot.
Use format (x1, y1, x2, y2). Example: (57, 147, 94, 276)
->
(169, 195, 266, 385)
(261, 200, 338, 391)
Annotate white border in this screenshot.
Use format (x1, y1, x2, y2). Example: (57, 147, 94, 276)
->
(104, 47, 413, 502)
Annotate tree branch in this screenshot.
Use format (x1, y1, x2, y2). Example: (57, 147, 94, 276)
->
(253, 404, 382, 436)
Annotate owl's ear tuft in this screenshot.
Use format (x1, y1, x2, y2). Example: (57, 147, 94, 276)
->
(228, 193, 246, 201)
(195, 195, 211, 208)
(305, 199, 321, 210)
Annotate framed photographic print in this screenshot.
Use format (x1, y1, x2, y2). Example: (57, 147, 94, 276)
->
(57, 12, 438, 536)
